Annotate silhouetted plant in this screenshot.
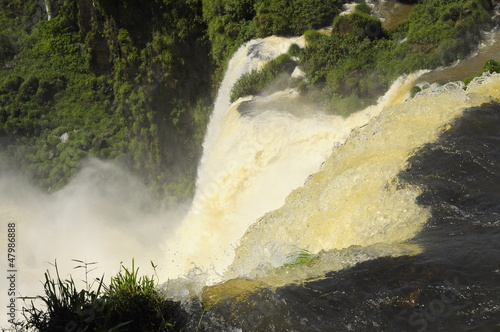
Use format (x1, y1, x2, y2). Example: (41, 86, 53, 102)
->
(21, 260, 187, 332)
(22, 260, 109, 332)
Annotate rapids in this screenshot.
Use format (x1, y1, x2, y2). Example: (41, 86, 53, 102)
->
(161, 28, 500, 320)
(162, 37, 425, 289)
(185, 73, 500, 332)
(163, 32, 500, 330)
(226, 73, 500, 283)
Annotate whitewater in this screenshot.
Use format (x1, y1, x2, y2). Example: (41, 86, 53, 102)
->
(159, 32, 500, 296)
(160, 36, 424, 288)
(2, 30, 500, 331)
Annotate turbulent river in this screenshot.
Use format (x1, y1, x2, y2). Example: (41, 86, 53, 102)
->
(164, 36, 500, 330)
(1, 11, 500, 332)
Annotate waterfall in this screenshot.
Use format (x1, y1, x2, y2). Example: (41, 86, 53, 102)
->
(44, 0, 51, 20)
(162, 36, 425, 291)
(162, 28, 500, 298)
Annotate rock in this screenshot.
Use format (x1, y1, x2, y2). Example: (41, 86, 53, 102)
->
(60, 132, 68, 142)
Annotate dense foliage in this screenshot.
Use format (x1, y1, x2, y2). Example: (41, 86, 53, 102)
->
(0, 0, 497, 201)
(230, 53, 298, 102)
(202, 0, 344, 77)
(232, 0, 494, 115)
(0, 0, 211, 204)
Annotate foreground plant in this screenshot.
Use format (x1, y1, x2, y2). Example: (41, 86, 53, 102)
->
(20, 260, 187, 332)
(104, 260, 186, 331)
(21, 260, 107, 331)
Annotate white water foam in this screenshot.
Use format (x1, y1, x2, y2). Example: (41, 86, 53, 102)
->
(161, 36, 425, 296)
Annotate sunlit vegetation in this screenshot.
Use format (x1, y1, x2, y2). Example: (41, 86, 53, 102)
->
(202, 0, 343, 80)
(304, 0, 493, 115)
(231, 0, 493, 115)
(230, 53, 297, 102)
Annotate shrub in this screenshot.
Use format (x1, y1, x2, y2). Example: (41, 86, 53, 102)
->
(332, 4, 383, 39)
(22, 260, 109, 332)
(105, 260, 186, 331)
(17, 76, 39, 102)
(0, 33, 15, 66)
(288, 43, 302, 57)
(254, 0, 343, 37)
(483, 59, 500, 73)
(297, 0, 493, 116)
(0, 75, 24, 94)
(409, 86, 422, 98)
(230, 53, 297, 102)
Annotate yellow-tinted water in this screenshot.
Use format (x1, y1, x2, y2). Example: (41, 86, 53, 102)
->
(226, 73, 500, 285)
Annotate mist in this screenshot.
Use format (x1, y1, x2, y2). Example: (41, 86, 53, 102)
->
(0, 158, 187, 325)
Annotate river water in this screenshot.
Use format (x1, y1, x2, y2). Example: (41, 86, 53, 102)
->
(189, 76, 500, 331)
(1, 2, 499, 331)
(172, 13, 500, 332)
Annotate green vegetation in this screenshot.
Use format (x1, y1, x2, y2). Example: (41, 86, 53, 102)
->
(230, 53, 297, 102)
(230, 0, 493, 115)
(21, 260, 186, 331)
(0, 0, 211, 204)
(409, 85, 422, 98)
(299, 0, 493, 115)
(253, 0, 343, 37)
(3, 0, 493, 201)
(0, 0, 498, 329)
(202, 0, 344, 80)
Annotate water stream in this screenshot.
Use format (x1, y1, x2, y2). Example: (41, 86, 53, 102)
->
(162, 36, 425, 293)
(166, 23, 500, 331)
(417, 29, 500, 85)
(189, 69, 500, 332)
(1, 3, 500, 330)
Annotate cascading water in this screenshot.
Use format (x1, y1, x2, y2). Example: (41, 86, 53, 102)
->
(0, 11, 498, 331)
(194, 73, 500, 331)
(177, 63, 500, 330)
(226, 75, 499, 283)
(44, 0, 51, 20)
(163, 35, 430, 290)
(165, 36, 347, 285)
(161, 28, 500, 330)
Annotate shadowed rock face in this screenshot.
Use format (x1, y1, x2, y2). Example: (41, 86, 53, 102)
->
(190, 252, 499, 331)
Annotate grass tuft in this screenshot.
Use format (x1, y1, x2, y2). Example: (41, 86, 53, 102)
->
(19, 259, 187, 332)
